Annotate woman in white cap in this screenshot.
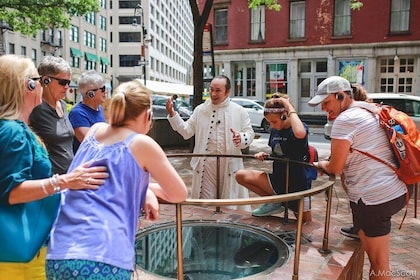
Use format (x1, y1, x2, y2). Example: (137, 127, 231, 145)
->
(309, 76, 407, 280)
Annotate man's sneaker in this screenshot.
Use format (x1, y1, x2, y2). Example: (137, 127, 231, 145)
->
(340, 226, 360, 239)
(252, 203, 285, 217)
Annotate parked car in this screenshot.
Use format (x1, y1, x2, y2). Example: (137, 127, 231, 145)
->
(231, 98, 270, 132)
(151, 94, 192, 118)
(324, 93, 420, 139)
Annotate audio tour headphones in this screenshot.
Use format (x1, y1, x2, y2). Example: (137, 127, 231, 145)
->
(27, 80, 36, 91)
(335, 93, 344, 101)
(43, 77, 51, 86)
(86, 91, 96, 98)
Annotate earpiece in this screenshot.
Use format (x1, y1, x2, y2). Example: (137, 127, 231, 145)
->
(27, 80, 36, 91)
(281, 115, 287, 121)
(43, 77, 51, 86)
(336, 93, 344, 101)
(87, 91, 96, 98)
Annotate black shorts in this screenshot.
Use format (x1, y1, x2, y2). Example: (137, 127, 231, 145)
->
(350, 193, 407, 238)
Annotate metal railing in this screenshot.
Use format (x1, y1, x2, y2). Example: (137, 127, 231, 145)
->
(162, 153, 336, 280)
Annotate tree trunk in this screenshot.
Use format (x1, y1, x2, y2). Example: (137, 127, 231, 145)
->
(189, 0, 213, 109)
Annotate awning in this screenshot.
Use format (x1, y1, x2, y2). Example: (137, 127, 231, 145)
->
(85, 52, 99, 62)
(101, 56, 110, 65)
(70, 47, 83, 58)
(140, 80, 193, 96)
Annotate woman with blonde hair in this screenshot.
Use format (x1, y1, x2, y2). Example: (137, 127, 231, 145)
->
(46, 79, 188, 280)
(0, 55, 107, 279)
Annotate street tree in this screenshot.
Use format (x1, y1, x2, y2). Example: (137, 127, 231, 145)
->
(0, 0, 98, 54)
(0, 0, 98, 35)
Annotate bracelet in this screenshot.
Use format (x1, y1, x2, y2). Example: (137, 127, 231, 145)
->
(49, 174, 61, 194)
(40, 180, 49, 195)
(288, 111, 297, 117)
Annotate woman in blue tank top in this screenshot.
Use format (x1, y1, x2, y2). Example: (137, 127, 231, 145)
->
(46, 80, 188, 280)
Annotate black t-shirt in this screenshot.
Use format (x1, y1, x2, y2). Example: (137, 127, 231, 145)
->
(29, 100, 75, 174)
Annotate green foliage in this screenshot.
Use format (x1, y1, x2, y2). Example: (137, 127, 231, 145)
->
(0, 0, 99, 35)
(248, 0, 281, 11)
(247, 0, 363, 11)
(350, 1, 364, 10)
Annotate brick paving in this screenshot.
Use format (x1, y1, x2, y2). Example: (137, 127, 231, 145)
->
(134, 137, 420, 280)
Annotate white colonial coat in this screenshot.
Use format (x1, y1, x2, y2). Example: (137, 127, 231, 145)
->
(168, 98, 255, 211)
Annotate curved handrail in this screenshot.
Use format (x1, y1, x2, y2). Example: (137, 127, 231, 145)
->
(158, 153, 335, 280)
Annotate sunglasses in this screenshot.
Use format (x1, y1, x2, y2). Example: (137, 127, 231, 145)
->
(49, 76, 71, 86)
(89, 85, 106, 93)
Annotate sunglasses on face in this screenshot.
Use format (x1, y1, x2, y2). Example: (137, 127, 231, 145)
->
(89, 85, 106, 93)
(29, 76, 42, 81)
(49, 76, 71, 86)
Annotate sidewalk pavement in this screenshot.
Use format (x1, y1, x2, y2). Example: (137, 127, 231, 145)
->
(140, 134, 420, 279)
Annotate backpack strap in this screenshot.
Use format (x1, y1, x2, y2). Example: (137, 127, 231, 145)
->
(351, 101, 410, 228)
(351, 147, 397, 173)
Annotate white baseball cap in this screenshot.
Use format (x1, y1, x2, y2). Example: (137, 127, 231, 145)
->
(308, 76, 351, 106)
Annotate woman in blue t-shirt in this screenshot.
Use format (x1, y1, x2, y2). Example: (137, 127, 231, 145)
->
(235, 93, 314, 221)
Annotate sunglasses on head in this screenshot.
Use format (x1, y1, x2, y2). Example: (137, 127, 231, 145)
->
(89, 85, 106, 93)
(49, 76, 71, 86)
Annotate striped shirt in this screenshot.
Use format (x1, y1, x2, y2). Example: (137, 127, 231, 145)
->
(331, 103, 406, 205)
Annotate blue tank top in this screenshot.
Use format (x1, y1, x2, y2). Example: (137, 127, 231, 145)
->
(47, 131, 149, 270)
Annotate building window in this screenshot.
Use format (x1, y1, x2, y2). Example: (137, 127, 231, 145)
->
(21, 46, 26, 56)
(100, 38, 107, 52)
(99, 15, 107, 30)
(84, 12, 96, 25)
(119, 55, 141, 67)
(100, 62, 107, 74)
(119, 16, 137, 25)
(299, 60, 327, 113)
(338, 60, 365, 84)
(233, 63, 256, 97)
(265, 63, 288, 97)
(99, 0, 106, 9)
(57, 31, 62, 47)
(119, 32, 141, 43)
(250, 6, 265, 41)
(289, 1, 305, 39)
(70, 57, 80, 68)
(119, 1, 138, 9)
(390, 0, 410, 33)
(84, 60, 97, 71)
(69, 25, 79, 43)
(379, 57, 414, 93)
(31, 49, 37, 64)
(214, 8, 228, 44)
(84, 31, 96, 48)
(334, 0, 351, 36)
(203, 63, 213, 79)
(9, 43, 15, 54)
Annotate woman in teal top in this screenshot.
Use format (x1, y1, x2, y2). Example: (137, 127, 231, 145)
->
(0, 55, 108, 280)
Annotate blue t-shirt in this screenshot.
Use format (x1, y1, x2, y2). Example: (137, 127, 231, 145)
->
(68, 102, 106, 153)
(268, 123, 312, 195)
